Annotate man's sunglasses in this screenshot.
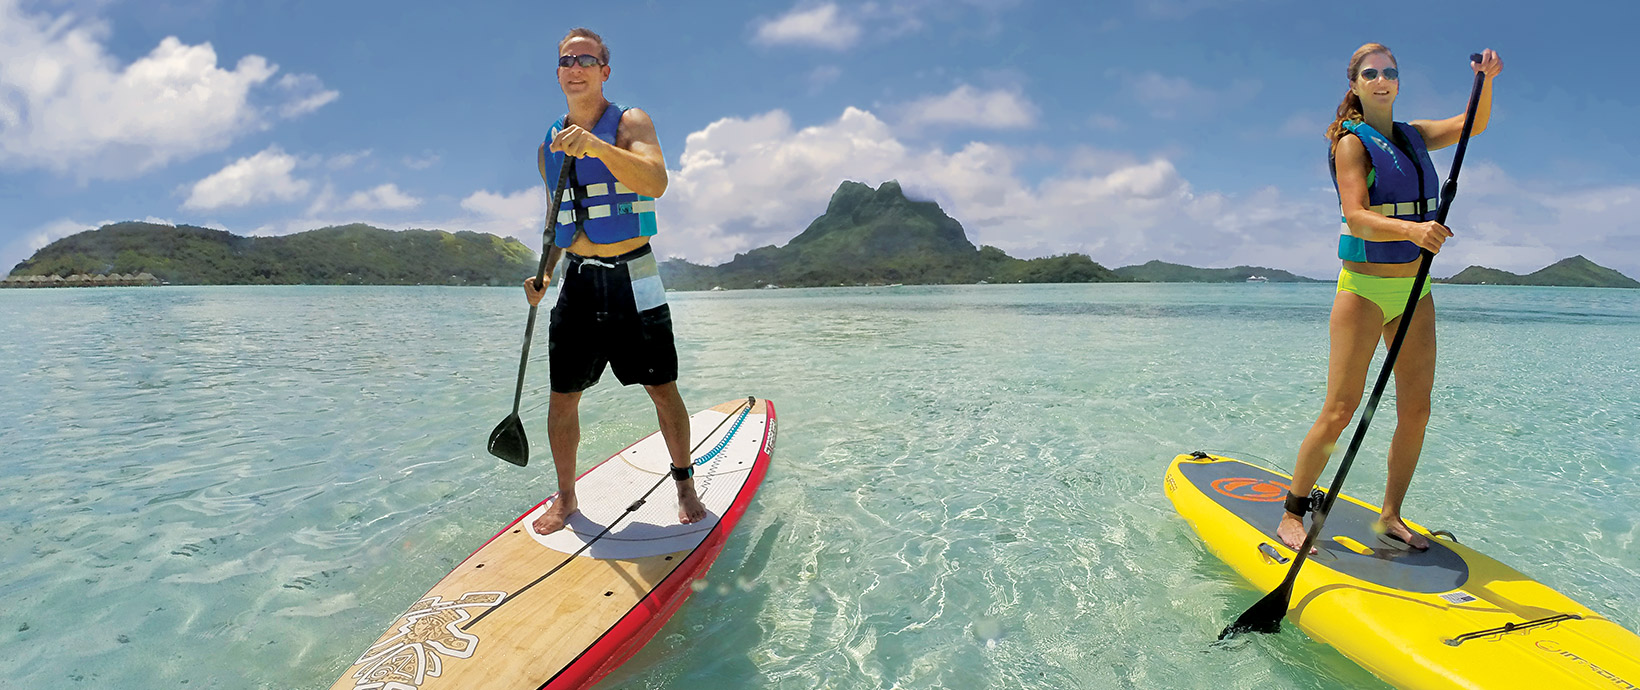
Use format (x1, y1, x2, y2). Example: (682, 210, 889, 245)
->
(1359, 67, 1398, 82)
(559, 54, 604, 68)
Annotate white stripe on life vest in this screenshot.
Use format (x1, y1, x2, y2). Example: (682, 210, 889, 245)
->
(560, 182, 636, 202)
(630, 199, 656, 214)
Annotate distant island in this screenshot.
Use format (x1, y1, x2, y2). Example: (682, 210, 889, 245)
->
(5, 222, 536, 286)
(8, 187, 1634, 290)
(1439, 256, 1640, 288)
(1112, 260, 1318, 283)
(658, 180, 1312, 291)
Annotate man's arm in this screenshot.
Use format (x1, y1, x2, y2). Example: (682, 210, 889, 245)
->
(550, 108, 668, 198)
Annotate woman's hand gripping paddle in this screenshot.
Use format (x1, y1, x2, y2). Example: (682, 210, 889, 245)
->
(488, 154, 577, 467)
(1220, 53, 1489, 639)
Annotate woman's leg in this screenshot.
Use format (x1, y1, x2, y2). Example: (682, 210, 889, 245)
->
(1279, 288, 1385, 551)
(1380, 293, 1436, 549)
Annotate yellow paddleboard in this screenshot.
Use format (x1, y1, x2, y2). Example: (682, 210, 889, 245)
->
(1166, 452, 1640, 690)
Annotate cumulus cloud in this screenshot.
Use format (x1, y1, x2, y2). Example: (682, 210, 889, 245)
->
(445, 107, 1330, 273)
(752, 3, 861, 49)
(896, 85, 1038, 130)
(646, 106, 1338, 271)
(452, 107, 1636, 281)
(0, 0, 337, 179)
(339, 184, 421, 212)
(182, 147, 311, 210)
(457, 187, 550, 239)
(2, 218, 90, 275)
(1434, 161, 1640, 277)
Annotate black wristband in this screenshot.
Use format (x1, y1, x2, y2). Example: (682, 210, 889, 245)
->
(670, 464, 693, 481)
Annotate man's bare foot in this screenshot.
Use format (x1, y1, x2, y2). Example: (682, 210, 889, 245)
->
(532, 494, 578, 535)
(1376, 513, 1429, 550)
(676, 477, 707, 524)
(1277, 511, 1318, 554)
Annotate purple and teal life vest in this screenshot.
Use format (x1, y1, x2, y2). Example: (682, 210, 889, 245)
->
(546, 102, 659, 248)
(1330, 120, 1440, 264)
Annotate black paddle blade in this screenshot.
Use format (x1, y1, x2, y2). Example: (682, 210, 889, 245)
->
(487, 414, 529, 467)
(1220, 587, 1289, 639)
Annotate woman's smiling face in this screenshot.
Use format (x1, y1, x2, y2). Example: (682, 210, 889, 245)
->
(1352, 52, 1399, 108)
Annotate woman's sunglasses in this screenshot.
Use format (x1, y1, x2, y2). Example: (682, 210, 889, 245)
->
(559, 54, 604, 68)
(1359, 67, 1398, 82)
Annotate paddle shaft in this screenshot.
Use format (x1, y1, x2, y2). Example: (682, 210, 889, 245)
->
(1263, 55, 1490, 615)
(507, 155, 578, 416)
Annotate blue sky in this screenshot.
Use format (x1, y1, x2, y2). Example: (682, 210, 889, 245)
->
(2, 0, 1636, 279)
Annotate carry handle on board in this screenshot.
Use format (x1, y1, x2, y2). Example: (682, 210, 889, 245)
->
(1220, 53, 1489, 639)
(487, 154, 578, 467)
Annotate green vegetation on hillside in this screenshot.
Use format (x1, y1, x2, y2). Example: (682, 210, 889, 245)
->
(1441, 255, 1639, 288)
(1113, 260, 1320, 283)
(9, 222, 538, 286)
(658, 180, 1124, 290)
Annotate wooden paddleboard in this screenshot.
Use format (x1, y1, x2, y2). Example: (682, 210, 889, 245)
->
(331, 397, 776, 690)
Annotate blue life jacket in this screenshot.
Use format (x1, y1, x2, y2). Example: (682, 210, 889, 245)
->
(545, 102, 659, 248)
(1330, 120, 1439, 264)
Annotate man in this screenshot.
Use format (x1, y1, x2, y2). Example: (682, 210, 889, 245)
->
(524, 27, 706, 535)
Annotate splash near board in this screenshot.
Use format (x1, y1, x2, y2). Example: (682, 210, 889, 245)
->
(332, 397, 775, 690)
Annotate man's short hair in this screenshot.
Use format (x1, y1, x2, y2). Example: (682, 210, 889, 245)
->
(559, 28, 610, 65)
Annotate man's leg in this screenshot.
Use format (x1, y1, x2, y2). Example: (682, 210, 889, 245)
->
(532, 390, 583, 534)
(645, 382, 707, 524)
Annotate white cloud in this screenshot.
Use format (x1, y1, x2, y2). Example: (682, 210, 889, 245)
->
(2, 218, 90, 276)
(275, 73, 339, 118)
(753, 3, 861, 50)
(649, 106, 1334, 271)
(182, 146, 311, 210)
(457, 187, 549, 239)
(339, 184, 421, 212)
(0, 0, 337, 179)
(1431, 161, 1640, 277)
(450, 109, 1640, 282)
(896, 85, 1038, 130)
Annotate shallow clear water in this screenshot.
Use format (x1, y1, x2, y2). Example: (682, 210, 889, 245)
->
(1, 283, 1636, 689)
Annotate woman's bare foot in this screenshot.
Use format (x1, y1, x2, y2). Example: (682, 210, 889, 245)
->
(676, 478, 707, 524)
(1376, 513, 1429, 550)
(531, 494, 579, 535)
(1277, 511, 1318, 554)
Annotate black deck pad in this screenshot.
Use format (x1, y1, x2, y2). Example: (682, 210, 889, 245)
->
(1179, 458, 1469, 594)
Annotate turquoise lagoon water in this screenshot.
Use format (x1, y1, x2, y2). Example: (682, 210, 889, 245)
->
(1, 283, 1636, 689)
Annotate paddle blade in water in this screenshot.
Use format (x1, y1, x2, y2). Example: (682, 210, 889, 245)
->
(488, 415, 529, 467)
(1220, 587, 1288, 639)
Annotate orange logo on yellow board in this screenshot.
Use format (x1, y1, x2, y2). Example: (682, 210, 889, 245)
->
(1211, 477, 1288, 502)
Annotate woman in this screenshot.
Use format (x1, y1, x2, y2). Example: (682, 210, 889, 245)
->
(1278, 44, 1504, 553)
